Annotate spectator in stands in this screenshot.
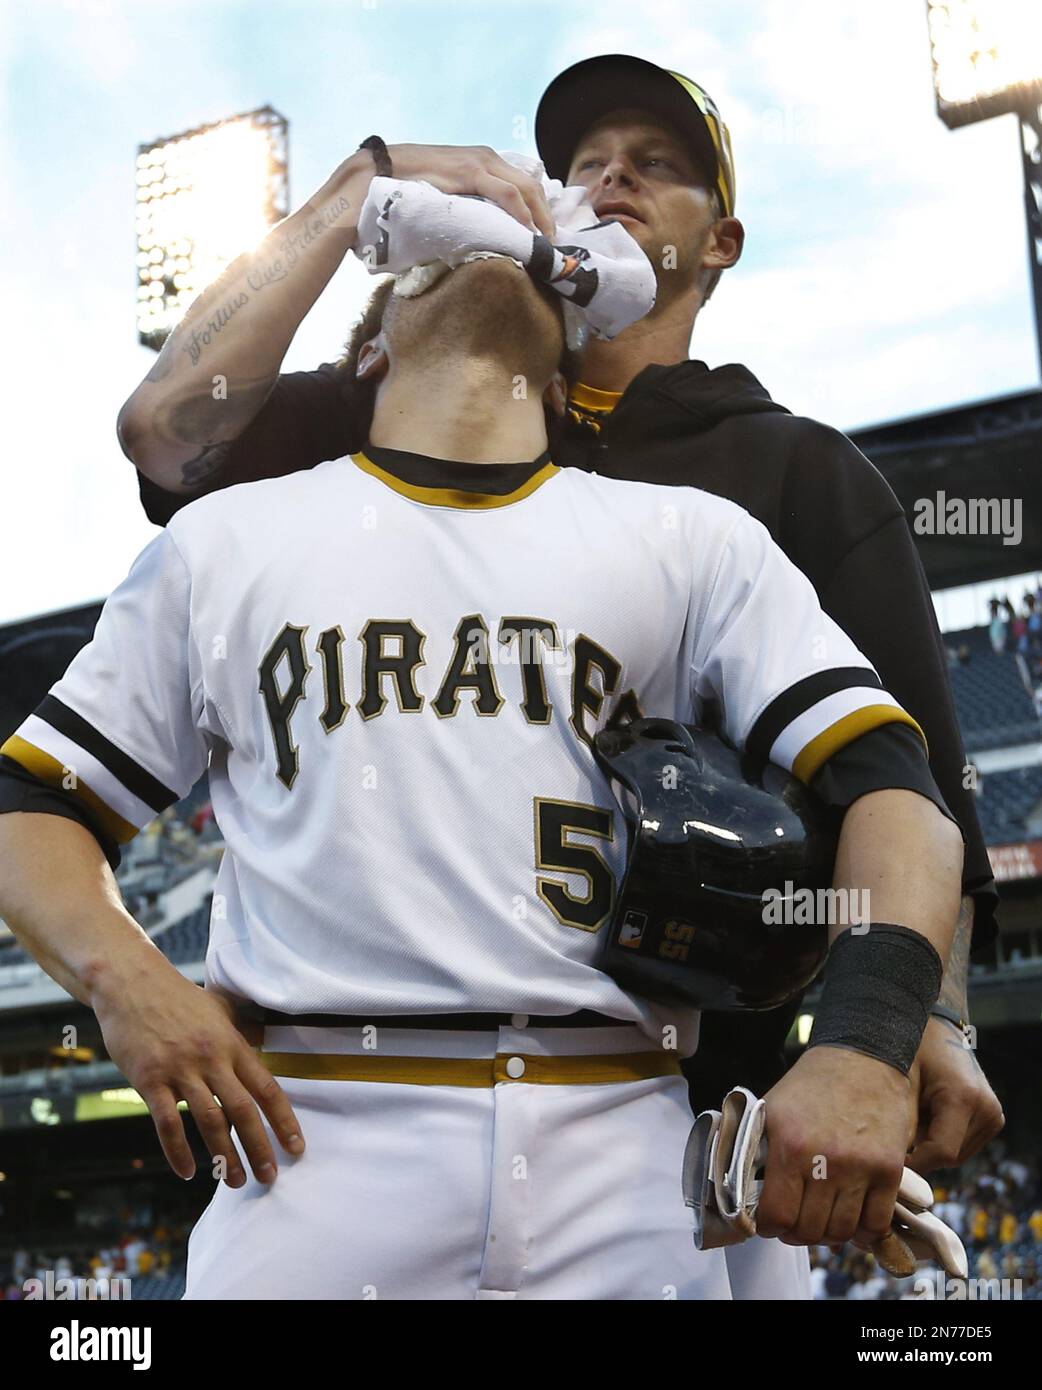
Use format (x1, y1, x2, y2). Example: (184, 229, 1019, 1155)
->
(969, 1202, 990, 1249)
(934, 1190, 966, 1238)
(988, 598, 1007, 655)
(825, 1256, 850, 1299)
(1025, 593, 1041, 655)
(978, 1166, 1006, 1198)
(846, 1255, 887, 1300)
(999, 1205, 1019, 1245)
(122, 1234, 146, 1277)
(998, 1155, 1031, 1191)
(1011, 603, 1028, 655)
(809, 1252, 829, 1299)
(977, 1246, 998, 1280)
(1002, 597, 1018, 652)
(1029, 1207, 1042, 1244)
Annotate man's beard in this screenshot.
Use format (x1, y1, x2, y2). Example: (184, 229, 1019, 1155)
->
(385, 257, 565, 382)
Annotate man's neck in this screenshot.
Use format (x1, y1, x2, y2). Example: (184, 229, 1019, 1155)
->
(369, 356, 550, 464)
(577, 283, 700, 393)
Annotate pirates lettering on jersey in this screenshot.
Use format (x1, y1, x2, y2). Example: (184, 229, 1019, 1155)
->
(433, 615, 504, 719)
(499, 618, 560, 725)
(259, 624, 311, 790)
(358, 620, 427, 721)
(317, 625, 349, 733)
(571, 635, 622, 748)
(258, 614, 634, 789)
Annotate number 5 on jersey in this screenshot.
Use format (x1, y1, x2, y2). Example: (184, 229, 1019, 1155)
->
(534, 798, 616, 932)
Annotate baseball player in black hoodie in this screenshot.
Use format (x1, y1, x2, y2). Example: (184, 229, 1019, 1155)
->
(112, 55, 1002, 1293)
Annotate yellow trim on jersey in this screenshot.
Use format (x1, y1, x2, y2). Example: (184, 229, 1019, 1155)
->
(0, 734, 139, 843)
(568, 382, 623, 414)
(352, 452, 559, 510)
(259, 1049, 682, 1086)
(792, 708, 928, 786)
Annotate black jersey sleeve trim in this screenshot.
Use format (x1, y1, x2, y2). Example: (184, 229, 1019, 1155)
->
(35, 695, 179, 813)
(747, 667, 884, 759)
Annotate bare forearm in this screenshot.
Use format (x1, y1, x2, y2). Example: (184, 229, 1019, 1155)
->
(117, 151, 375, 490)
(0, 812, 170, 1006)
(832, 788, 964, 969)
(0, 812, 306, 1184)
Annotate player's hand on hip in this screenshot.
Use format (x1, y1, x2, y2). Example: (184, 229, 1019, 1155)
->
(387, 143, 555, 236)
(905, 1016, 1004, 1174)
(756, 1045, 915, 1249)
(91, 962, 304, 1188)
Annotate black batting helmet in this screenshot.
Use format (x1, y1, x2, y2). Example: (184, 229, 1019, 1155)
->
(593, 718, 838, 1012)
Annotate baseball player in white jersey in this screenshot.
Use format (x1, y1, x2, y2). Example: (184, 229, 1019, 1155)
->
(0, 249, 962, 1299)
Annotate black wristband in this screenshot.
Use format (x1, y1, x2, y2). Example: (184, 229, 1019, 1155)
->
(808, 924, 944, 1076)
(358, 135, 393, 178)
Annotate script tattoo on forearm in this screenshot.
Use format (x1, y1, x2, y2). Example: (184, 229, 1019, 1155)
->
(171, 194, 352, 369)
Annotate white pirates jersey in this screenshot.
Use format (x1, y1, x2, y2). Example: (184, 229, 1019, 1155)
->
(3, 451, 921, 1051)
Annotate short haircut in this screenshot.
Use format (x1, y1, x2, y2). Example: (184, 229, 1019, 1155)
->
(338, 274, 582, 450)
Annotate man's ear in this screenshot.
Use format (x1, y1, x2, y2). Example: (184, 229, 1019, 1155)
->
(356, 335, 390, 382)
(703, 216, 745, 273)
(543, 371, 568, 418)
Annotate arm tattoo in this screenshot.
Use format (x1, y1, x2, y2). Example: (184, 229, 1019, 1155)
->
(150, 376, 276, 490)
(180, 441, 234, 487)
(937, 895, 973, 1016)
(152, 193, 353, 372)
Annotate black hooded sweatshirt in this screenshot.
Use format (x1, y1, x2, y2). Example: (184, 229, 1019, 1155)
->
(119, 359, 997, 1098)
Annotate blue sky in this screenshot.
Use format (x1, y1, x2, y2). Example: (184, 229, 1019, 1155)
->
(1, 0, 1038, 625)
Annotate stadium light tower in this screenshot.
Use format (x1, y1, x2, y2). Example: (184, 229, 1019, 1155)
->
(135, 106, 289, 350)
(926, 1, 1042, 376)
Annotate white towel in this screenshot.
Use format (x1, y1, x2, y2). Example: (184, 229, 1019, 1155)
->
(354, 152, 657, 345)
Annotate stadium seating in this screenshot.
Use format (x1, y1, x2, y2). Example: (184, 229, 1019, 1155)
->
(153, 900, 212, 967)
(132, 1268, 186, 1300)
(945, 631, 1042, 752)
(975, 765, 1042, 844)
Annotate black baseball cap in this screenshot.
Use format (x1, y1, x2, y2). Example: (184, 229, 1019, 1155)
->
(535, 54, 736, 217)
